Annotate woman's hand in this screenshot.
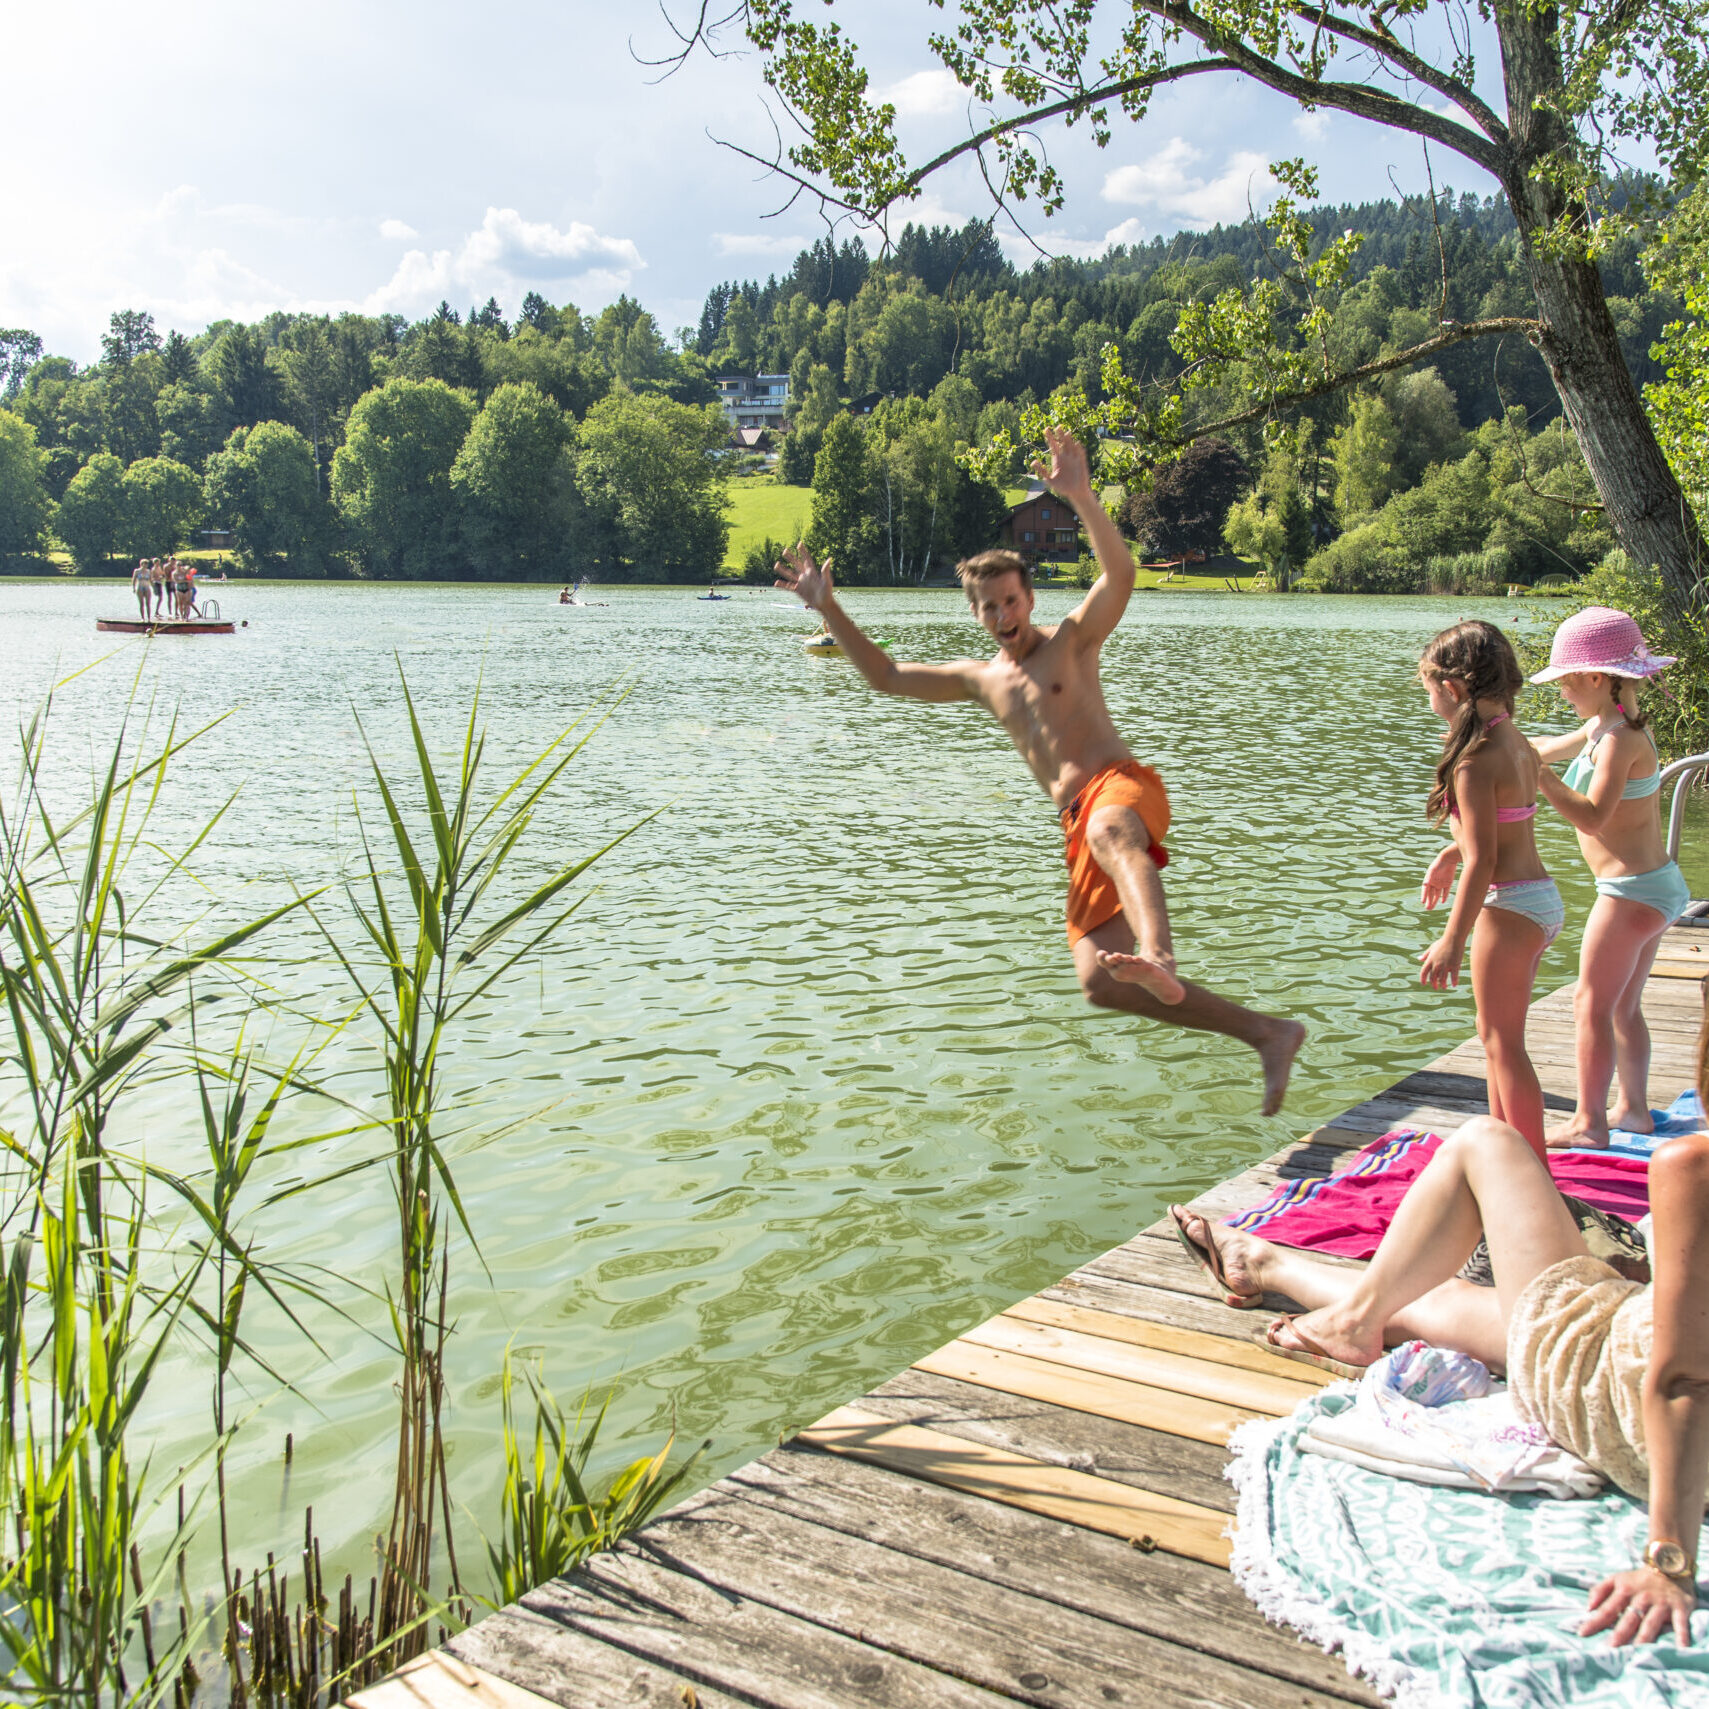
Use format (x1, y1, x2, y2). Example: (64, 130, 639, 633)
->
(1418, 935, 1463, 990)
(1581, 1568, 1696, 1648)
(1420, 847, 1460, 910)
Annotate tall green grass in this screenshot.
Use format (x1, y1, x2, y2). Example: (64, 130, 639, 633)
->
(0, 674, 692, 1706)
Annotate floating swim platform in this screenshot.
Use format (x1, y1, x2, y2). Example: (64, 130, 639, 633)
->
(96, 618, 236, 635)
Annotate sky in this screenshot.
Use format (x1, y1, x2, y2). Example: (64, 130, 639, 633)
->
(3, 0, 1521, 363)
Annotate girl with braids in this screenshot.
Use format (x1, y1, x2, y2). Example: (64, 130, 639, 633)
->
(1419, 620, 1561, 1158)
(1532, 607, 1687, 1149)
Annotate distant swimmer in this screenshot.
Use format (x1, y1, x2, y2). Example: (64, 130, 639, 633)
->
(131, 559, 152, 619)
(774, 427, 1304, 1115)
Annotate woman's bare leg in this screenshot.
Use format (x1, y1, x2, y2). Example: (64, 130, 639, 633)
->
(1185, 1117, 1586, 1370)
(1472, 908, 1548, 1158)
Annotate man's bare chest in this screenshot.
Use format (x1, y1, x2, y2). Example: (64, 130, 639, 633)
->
(982, 656, 1085, 735)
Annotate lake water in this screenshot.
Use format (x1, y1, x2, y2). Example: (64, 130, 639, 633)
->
(3, 579, 1701, 1592)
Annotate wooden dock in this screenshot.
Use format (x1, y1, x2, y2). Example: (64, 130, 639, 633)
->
(353, 925, 1708, 1709)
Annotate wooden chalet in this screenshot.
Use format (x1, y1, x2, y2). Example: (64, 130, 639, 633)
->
(1004, 485, 1082, 565)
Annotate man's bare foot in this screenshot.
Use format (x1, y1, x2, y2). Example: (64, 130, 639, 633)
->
(1254, 1017, 1306, 1117)
(1606, 1105, 1655, 1135)
(1260, 1305, 1383, 1375)
(1095, 947, 1185, 1005)
(1546, 1118, 1609, 1151)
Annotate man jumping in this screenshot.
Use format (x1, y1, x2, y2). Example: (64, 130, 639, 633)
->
(774, 427, 1304, 1114)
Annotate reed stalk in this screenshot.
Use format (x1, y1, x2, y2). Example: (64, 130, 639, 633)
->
(312, 669, 649, 1666)
(0, 676, 680, 1708)
(0, 695, 309, 1704)
(478, 1350, 704, 1612)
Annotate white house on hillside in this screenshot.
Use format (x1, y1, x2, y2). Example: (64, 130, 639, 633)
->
(716, 374, 790, 431)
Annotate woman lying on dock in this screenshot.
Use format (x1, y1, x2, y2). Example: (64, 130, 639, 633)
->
(1174, 1004, 1709, 1647)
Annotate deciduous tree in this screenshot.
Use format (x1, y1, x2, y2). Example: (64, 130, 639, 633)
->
(117, 457, 205, 559)
(1120, 437, 1248, 557)
(575, 392, 729, 579)
(705, 0, 1709, 602)
(56, 452, 127, 568)
(205, 421, 328, 570)
(0, 411, 54, 559)
(451, 383, 584, 579)
(331, 378, 476, 577)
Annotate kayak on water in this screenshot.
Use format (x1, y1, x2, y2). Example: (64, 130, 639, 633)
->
(804, 635, 892, 655)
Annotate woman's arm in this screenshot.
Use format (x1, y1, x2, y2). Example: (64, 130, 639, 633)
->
(1582, 1132, 1709, 1647)
(1420, 762, 1494, 990)
(1538, 724, 1636, 835)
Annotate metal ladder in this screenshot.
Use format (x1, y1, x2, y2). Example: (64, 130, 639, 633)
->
(1662, 750, 1709, 865)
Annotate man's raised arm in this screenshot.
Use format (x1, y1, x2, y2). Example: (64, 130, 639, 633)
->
(1039, 428, 1135, 648)
(774, 547, 974, 703)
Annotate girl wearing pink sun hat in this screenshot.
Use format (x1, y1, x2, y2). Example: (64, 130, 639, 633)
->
(1533, 606, 1688, 1149)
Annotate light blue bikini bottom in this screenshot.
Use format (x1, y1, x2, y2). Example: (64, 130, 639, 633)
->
(1594, 860, 1692, 924)
(1483, 877, 1566, 946)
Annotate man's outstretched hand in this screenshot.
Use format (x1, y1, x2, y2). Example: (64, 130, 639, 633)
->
(775, 542, 833, 611)
(1031, 425, 1093, 503)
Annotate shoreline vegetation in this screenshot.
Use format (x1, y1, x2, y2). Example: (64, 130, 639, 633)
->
(0, 192, 1673, 601)
(0, 677, 699, 1706)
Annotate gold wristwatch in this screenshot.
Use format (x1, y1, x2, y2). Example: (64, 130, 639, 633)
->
(1643, 1540, 1697, 1583)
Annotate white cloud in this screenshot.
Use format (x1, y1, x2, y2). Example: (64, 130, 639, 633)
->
(1102, 138, 1272, 228)
(1292, 110, 1331, 142)
(880, 68, 966, 119)
(379, 218, 418, 242)
(363, 207, 645, 315)
(711, 231, 812, 260)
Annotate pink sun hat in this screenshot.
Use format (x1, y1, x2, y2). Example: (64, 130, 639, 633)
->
(1528, 605, 1675, 683)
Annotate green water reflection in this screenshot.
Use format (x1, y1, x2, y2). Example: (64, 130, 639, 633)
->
(4, 580, 1705, 1580)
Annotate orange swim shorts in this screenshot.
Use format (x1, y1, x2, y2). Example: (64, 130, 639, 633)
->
(1060, 759, 1171, 945)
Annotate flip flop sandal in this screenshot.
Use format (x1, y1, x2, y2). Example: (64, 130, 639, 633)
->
(1252, 1314, 1370, 1381)
(1169, 1205, 1261, 1309)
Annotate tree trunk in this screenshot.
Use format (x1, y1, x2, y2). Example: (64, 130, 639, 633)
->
(1495, 4, 1709, 611)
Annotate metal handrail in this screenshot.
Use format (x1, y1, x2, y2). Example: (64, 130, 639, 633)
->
(1660, 750, 1709, 863)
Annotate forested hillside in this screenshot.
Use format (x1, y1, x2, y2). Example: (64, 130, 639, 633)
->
(0, 188, 1682, 586)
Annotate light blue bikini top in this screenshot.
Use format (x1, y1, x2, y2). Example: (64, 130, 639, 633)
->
(1562, 722, 1661, 798)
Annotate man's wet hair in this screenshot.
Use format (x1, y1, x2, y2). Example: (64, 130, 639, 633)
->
(955, 550, 1033, 603)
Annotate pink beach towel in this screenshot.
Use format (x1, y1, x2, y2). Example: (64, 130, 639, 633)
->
(1224, 1127, 1651, 1259)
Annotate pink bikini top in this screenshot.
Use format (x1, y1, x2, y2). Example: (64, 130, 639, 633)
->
(1447, 710, 1537, 822)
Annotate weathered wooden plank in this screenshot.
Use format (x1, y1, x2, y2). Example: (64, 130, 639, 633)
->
(862, 1366, 1241, 1513)
(961, 1314, 1318, 1415)
(1004, 1295, 1335, 1387)
(914, 1338, 1262, 1448)
(614, 1477, 1343, 1709)
(459, 1556, 1009, 1709)
(1038, 1268, 1284, 1337)
(357, 1647, 738, 1709)
(345, 1654, 629, 1709)
(798, 1405, 1233, 1564)
(723, 1447, 1383, 1704)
